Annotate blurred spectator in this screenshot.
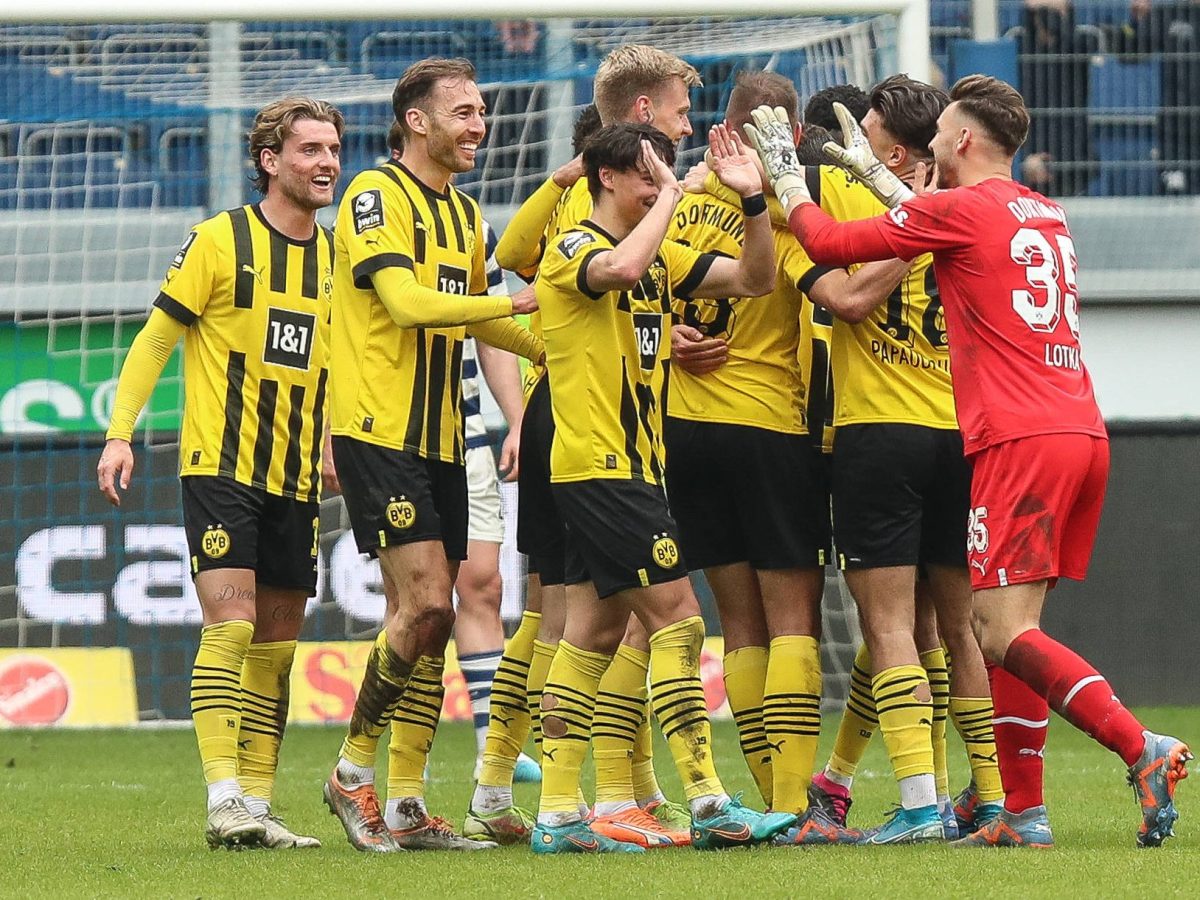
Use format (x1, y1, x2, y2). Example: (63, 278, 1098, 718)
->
(497, 20, 540, 56)
(1110, 1, 1200, 193)
(1019, 0, 1094, 196)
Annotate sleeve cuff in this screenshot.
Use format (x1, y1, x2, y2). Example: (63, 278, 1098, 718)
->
(575, 248, 608, 300)
(798, 265, 839, 296)
(153, 292, 197, 326)
(674, 253, 717, 300)
(352, 253, 414, 290)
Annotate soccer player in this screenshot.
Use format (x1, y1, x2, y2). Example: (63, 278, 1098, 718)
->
(470, 48, 704, 847)
(97, 97, 343, 850)
(663, 70, 865, 845)
(321, 57, 542, 853)
(380, 119, 541, 788)
(782, 77, 1001, 843)
(749, 74, 1192, 849)
(531, 121, 795, 854)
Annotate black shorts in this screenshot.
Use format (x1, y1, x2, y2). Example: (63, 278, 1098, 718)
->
(831, 423, 970, 570)
(663, 417, 832, 571)
(554, 477, 688, 600)
(181, 475, 319, 594)
(332, 436, 468, 561)
(516, 376, 566, 585)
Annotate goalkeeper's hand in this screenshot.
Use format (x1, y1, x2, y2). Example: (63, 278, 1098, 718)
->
(742, 106, 810, 209)
(822, 101, 915, 209)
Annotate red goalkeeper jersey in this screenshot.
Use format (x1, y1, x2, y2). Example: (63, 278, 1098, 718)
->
(791, 177, 1106, 455)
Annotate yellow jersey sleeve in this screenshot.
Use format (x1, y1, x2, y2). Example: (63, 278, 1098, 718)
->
(338, 170, 417, 290)
(494, 175, 566, 273)
(659, 238, 716, 304)
(155, 223, 221, 324)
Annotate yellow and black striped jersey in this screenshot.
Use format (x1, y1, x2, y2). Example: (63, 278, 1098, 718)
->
(152, 204, 333, 501)
(806, 165, 956, 429)
(538, 221, 716, 485)
(666, 192, 814, 435)
(331, 160, 489, 463)
(521, 179, 595, 398)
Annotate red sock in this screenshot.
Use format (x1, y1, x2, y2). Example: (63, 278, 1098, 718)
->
(1003, 628, 1146, 767)
(988, 662, 1049, 814)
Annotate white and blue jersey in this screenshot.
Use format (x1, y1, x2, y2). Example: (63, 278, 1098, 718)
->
(462, 220, 507, 451)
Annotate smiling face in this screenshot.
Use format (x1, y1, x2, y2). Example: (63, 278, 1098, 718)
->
(601, 161, 664, 229)
(416, 76, 487, 175)
(261, 117, 341, 211)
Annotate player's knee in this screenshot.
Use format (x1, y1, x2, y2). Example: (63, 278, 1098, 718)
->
(457, 569, 502, 613)
(410, 602, 456, 651)
(970, 607, 1007, 665)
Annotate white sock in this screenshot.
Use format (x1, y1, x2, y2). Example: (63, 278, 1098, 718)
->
(336, 758, 375, 786)
(593, 799, 637, 817)
(384, 796, 427, 831)
(823, 766, 853, 790)
(243, 795, 270, 818)
(636, 790, 666, 809)
(937, 794, 952, 811)
(898, 773, 937, 811)
(689, 792, 731, 819)
(537, 809, 583, 827)
(471, 783, 513, 814)
(206, 778, 242, 810)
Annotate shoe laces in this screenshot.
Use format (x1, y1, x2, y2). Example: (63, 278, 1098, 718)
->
(425, 815, 459, 838)
(625, 807, 672, 832)
(354, 789, 390, 835)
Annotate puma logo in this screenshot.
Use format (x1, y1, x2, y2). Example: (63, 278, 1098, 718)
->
(970, 752, 998, 763)
(970, 558, 989, 576)
(492, 714, 514, 728)
(766, 739, 785, 753)
(241, 264, 265, 284)
(237, 738, 251, 750)
(542, 748, 557, 762)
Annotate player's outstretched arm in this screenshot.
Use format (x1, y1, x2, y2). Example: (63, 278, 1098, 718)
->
(822, 102, 915, 209)
(98, 307, 187, 507)
(742, 105, 813, 214)
(371, 267, 535, 329)
(686, 125, 775, 299)
(806, 258, 911, 324)
(494, 157, 583, 272)
(467, 309, 544, 363)
(584, 140, 683, 292)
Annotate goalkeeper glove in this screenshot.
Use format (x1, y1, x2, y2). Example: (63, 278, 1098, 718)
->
(742, 106, 810, 208)
(822, 101, 915, 210)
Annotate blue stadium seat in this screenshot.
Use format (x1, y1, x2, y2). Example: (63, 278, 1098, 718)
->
(1089, 58, 1162, 196)
(157, 124, 208, 208)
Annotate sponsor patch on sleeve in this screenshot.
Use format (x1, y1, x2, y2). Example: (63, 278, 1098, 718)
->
(556, 231, 596, 260)
(353, 189, 385, 234)
(171, 231, 197, 268)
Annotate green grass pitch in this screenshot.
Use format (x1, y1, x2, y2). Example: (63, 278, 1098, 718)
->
(3, 709, 1196, 899)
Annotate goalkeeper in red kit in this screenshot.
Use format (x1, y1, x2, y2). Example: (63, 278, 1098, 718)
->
(745, 73, 1190, 849)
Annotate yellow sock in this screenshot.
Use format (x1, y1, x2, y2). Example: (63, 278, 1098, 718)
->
(763, 635, 822, 815)
(387, 655, 446, 801)
(873, 664, 935, 782)
(828, 643, 877, 780)
(631, 706, 661, 804)
(649, 616, 723, 802)
(592, 644, 648, 807)
(527, 639, 556, 759)
(340, 630, 413, 768)
(538, 641, 611, 817)
(950, 696, 1005, 803)
(723, 646, 772, 807)
(919, 647, 950, 798)
(478, 611, 542, 788)
(191, 619, 254, 785)
(237, 639, 296, 804)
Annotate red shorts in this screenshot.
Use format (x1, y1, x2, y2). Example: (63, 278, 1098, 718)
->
(966, 433, 1109, 590)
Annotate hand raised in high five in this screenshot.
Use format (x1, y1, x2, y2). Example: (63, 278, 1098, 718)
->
(707, 124, 764, 199)
(742, 105, 810, 209)
(822, 101, 914, 210)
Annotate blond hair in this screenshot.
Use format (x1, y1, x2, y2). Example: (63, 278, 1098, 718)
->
(248, 97, 344, 194)
(592, 44, 702, 124)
